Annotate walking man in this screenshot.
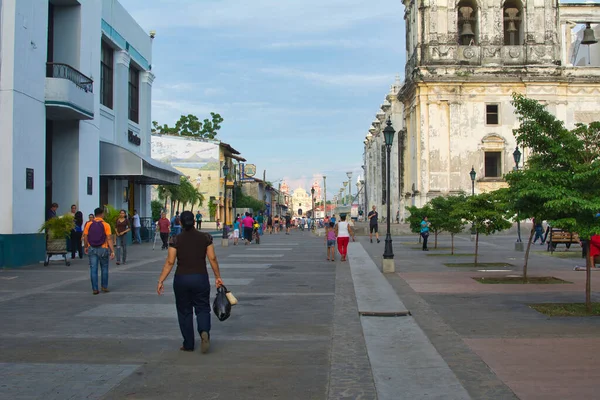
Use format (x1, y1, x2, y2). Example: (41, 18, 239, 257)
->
(158, 212, 171, 250)
(132, 209, 142, 243)
(196, 211, 203, 230)
(368, 206, 380, 243)
(83, 207, 115, 295)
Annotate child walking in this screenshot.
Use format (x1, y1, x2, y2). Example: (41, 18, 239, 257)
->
(326, 222, 336, 262)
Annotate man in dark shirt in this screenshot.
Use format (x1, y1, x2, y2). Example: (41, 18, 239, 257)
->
(285, 214, 292, 235)
(367, 205, 380, 243)
(46, 203, 58, 221)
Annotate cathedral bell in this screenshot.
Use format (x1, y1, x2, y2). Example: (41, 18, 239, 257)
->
(507, 21, 517, 33)
(460, 22, 475, 38)
(581, 23, 598, 45)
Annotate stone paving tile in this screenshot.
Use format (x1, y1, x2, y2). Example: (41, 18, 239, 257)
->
(465, 338, 600, 400)
(0, 363, 139, 400)
(328, 263, 377, 400)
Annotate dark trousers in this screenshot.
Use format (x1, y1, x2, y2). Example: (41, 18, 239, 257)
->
(173, 274, 211, 350)
(421, 232, 429, 250)
(196, 221, 202, 230)
(244, 227, 253, 241)
(70, 231, 83, 259)
(160, 232, 169, 249)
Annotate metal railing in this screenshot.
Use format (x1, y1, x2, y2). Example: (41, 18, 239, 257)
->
(46, 62, 93, 93)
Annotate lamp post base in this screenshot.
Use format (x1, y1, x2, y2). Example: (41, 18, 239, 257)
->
(382, 258, 395, 274)
(221, 238, 229, 247)
(514, 241, 524, 252)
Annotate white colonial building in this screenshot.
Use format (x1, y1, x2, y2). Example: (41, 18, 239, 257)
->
(365, 1, 600, 222)
(0, 0, 179, 267)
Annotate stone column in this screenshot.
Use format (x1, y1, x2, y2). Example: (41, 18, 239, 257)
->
(114, 50, 130, 149)
(140, 71, 155, 156)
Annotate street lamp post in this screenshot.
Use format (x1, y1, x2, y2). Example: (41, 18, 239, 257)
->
(222, 163, 230, 247)
(382, 119, 395, 273)
(323, 176, 327, 217)
(311, 187, 315, 230)
(343, 181, 348, 205)
(346, 171, 353, 211)
(513, 146, 523, 250)
(469, 167, 476, 237)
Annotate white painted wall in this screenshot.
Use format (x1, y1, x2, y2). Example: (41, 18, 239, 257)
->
(52, 4, 81, 68)
(0, 0, 47, 235)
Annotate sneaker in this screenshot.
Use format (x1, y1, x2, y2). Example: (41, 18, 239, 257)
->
(200, 331, 210, 354)
(377, 239, 380, 243)
(370, 239, 373, 243)
(101, 287, 110, 293)
(92, 290, 99, 295)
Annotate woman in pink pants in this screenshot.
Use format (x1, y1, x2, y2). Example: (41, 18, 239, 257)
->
(334, 214, 353, 262)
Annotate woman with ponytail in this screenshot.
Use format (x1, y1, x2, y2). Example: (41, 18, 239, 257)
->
(156, 211, 224, 353)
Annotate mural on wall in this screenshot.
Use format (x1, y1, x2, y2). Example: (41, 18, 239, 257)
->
(151, 135, 221, 215)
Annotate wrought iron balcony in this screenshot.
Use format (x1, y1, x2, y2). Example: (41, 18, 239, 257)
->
(46, 63, 93, 93)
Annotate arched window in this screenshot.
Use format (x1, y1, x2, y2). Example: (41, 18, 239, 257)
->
(457, 0, 478, 45)
(503, 0, 523, 45)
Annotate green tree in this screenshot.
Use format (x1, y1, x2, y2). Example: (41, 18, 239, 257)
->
(151, 200, 163, 221)
(208, 200, 217, 221)
(509, 94, 600, 309)
(406, 204, 432, 243)
(430, 194, 468, 254)
(233, 186, 265, 212)
(152, 113, 224, 139)
(456, 190, 512, 265)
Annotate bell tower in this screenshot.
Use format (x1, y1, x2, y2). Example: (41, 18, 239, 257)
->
(403, 0, 561, 75)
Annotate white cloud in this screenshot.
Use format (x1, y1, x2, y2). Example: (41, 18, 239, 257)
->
(261, 39, 383, 50)
(258, 67, 392, 87)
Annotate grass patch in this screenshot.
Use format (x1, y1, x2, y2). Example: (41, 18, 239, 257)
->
(533, 251, 581, 259)
(444, 262, 514, 268)
(529, 303, 600, 317)
(473, 276, 571, 284)
(427, 253, 476, 257)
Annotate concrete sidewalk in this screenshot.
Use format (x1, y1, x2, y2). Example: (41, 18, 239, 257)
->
(360, 232, 600, 400)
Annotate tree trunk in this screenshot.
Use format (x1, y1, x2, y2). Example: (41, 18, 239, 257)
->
(586, 240, 592, 312)
(474, 231, 479, 266)
(434, 231, 438, 249)
(523, 226, 535, 281)
(451, 234, 455, 255)
(163, 197, 168, 211)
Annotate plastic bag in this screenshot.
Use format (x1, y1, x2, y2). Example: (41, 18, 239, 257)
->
(213, 286, 232, 321)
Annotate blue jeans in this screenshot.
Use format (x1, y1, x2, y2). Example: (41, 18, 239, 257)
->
(173, 274, 211, 350)
(88, 247, 109, 291)
(133, 227, 141, 243)
(116, 235, 127, 263)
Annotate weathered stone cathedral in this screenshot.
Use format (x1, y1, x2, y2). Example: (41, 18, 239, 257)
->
(363, 1, 600, 221)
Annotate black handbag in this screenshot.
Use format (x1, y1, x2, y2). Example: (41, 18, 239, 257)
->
(213, 286, 232, 321)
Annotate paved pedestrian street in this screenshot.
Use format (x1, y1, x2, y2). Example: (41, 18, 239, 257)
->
(2, 230, 600, 399)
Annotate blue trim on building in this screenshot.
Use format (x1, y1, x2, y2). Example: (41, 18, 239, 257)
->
(101, 19, 150, 70)
(0, 234, 46, 268)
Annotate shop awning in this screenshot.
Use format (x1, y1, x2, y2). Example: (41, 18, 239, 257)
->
(100, 141, 182, 185)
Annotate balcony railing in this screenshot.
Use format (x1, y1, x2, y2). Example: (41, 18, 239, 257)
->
(46, 62, 93, 93)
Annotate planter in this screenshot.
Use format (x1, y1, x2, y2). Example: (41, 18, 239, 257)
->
(47, 238, 67, 254)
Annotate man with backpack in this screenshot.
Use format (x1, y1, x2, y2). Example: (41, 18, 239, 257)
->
(83, 207, 115, 295)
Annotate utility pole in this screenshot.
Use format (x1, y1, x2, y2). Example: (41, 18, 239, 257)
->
(323, 176, 327, 217)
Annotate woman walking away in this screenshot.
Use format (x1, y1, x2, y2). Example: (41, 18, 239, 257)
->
(233, 218, 240, 245)
(326, 222, 336, 262)
(115, 210, 131, 265)
(71, 211, 84, 259)
(335, 214, 353, 262)
(157, 211, 224, 353)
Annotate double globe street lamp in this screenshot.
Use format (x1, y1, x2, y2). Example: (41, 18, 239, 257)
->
(311, 187, 315, 228)
(382, 119, 396, 273)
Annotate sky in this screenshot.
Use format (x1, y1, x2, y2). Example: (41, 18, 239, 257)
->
(120, 0, 405, 200)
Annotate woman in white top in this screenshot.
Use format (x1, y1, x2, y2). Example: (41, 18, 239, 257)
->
(334, 214, 353, 262)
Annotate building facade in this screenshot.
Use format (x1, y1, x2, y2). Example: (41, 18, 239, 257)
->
(0, 0, 178, 267)
(364, 1, 600, 221)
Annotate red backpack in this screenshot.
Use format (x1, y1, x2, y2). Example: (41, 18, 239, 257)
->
(88, 221, 107, 247)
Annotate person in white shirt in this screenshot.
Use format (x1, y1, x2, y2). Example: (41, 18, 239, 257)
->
(334, 214, 354, 262)
(132, 209, 142, 243)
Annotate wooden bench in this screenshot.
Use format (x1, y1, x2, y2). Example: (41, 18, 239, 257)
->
(547, 229, 580, 252)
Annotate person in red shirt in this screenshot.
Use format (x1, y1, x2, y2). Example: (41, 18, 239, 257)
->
(157, 213, 171, 250)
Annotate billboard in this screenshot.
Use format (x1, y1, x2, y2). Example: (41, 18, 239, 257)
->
(151, 135, 221, 215)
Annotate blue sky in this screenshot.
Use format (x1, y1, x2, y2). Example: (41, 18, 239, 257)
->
(121, 0, 405, 197)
